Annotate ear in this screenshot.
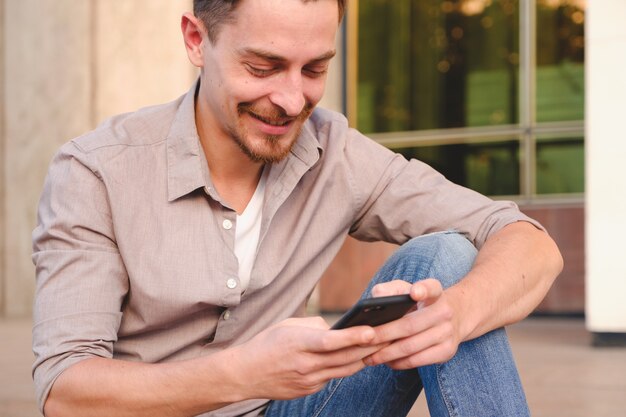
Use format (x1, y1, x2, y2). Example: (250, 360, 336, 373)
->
(181, 12, 206, 68)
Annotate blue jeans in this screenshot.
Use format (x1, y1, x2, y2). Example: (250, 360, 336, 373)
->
(265, 232, 530, 417)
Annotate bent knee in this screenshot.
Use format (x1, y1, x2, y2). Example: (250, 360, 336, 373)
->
(404, 232, 477, 289)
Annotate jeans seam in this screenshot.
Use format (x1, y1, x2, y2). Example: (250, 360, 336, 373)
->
(436, 363, 458, 417)
(310, 377, 345, 417)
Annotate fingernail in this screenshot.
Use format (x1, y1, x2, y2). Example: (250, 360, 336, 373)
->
(363, 357, 374, 366)
(413, 286, 425, 299)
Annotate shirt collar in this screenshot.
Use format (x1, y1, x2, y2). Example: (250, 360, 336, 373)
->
(166, 81, 208, 202)
(289, 118, 323, 169)
(166, 80, 324, 202)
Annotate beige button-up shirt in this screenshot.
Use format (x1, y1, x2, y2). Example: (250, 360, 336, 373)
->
(32, 82, 540, 416)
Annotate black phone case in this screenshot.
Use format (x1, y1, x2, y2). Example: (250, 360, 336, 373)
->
(331, 294, 415, 329)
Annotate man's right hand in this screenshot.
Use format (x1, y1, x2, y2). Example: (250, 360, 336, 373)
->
(228, 316, 383, 401)
(43, 317, 382, 417)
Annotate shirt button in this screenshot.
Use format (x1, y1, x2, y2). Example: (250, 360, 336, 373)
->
(222, 219, 233, 230)
(223, 310, 231, 320)
(226, 278, 237, 289)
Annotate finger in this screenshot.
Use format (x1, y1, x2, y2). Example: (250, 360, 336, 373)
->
(307, 326, 376, 352)
(371, 280, 412, 297)
(310, 357, 370, 383)
(288, 343, 387, 388)
(410, 279, 443, 304)
(366, 322, 450, 365)
(385, 342, 458, 370)
(315, 343, 387, 369)
(369, 306, 439, 345)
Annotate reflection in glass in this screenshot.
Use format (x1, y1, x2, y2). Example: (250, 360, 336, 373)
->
(394, 140, 520, 196)
(536, 0, 585, 122)
(536, 137, 584, 194)
(357, 0, 520, 133)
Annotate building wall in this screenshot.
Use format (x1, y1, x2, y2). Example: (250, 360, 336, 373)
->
(586, 0, 626, 333)
(525, 204, 585, 313)
(3, 0, 622, 331)
(0, 0, 5, 316)
(319, 204, 586, 314)
(0, 0, 344, 318)
(0, 0, 196, 317)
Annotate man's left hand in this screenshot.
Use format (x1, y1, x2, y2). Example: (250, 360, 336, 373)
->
(363, 279, 462, 369)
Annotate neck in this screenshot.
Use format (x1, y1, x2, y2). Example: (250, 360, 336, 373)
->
(195, 99, 265, 214)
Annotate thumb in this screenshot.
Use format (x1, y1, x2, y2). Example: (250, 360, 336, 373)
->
(371, 279, 412, 297)
(410, 278, 443, 306)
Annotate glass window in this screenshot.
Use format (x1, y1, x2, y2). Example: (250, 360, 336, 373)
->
(353, 0, 585, 199)
(357, 0, 520, 133)
(536, 136, 584, 194)
(536, 0, 585, 122)
(394, 140, 520, 196)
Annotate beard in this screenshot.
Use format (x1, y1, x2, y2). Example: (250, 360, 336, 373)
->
(229, 102, 314, 164)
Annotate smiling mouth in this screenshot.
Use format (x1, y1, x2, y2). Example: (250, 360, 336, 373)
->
(247, 111, 293, 127)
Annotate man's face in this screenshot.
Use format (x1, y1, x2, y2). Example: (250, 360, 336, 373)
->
(197, 0, 339, 163)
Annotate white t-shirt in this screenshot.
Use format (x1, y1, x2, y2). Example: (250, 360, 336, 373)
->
(234, 168, 268, 293)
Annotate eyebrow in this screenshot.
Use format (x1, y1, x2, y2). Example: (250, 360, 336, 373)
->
(239, 47, 337, 64)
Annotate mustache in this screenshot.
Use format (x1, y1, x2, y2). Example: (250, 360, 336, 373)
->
(237, 102, 314, 123)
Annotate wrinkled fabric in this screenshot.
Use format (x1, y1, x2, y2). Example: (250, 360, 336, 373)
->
(32, 82, 542, 416)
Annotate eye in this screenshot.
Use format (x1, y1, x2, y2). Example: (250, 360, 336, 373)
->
(303, 65, 329, 78)
(245, 64, 277, 78)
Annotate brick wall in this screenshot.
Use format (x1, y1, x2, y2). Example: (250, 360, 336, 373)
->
(319, 203, 585, 314)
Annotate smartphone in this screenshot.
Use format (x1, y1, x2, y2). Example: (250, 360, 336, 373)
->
(331, 294, 415, 329)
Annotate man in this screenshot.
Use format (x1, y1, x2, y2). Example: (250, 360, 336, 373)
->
(32, 0, 562, 416)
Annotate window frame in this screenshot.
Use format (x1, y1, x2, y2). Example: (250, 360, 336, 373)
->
(345, 0, 585, 204)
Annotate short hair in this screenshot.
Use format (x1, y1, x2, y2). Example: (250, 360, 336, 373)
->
(193, 0, 346, 43)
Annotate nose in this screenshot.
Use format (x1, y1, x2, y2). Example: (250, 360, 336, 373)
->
(268, 71, 306, 117)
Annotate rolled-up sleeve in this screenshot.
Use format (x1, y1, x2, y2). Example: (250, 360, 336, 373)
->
(344, 129, 544, 248)
(31, 142, 129, 411)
